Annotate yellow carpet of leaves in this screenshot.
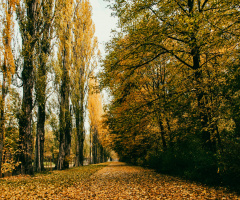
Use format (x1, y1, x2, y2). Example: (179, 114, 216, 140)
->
(0, 162, 239, 199)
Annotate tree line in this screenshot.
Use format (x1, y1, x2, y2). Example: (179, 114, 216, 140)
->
(0, 0, 108, 177)
(101, 0, 240, 188)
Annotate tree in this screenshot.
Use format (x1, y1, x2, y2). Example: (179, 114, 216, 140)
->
(34, 0, 55, 173)
(55, 0, 74, 170)
(71, 0, 98, 166)
(101, 0, 240, 184)
(104, 0, 239, 151)
(17, 0, 44, 175)
(0, 0, 17, 177)
(88, 77, 109, 164)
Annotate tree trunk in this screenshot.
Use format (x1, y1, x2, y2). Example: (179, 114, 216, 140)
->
(57, 99, 71, 170)
(100, 145, 104, 163)
(192, 41, 215, 152)
(34, 49, 46, 173)
(18, 54, 34, 175)
(57, 46, 71, 170)
(92, 129, 98, 164)
(34, 103, 45, 172)
(74, 92, 84, 166)
(158, 117, 167, 151)
(75, 110, 80, 166)
(89, 127, 92, 164)
(194, 69, 215, 152)
(79, 93, 84, 166)
(0, 66, 6, 178)
(65, 110, 71, 168)
(57, 102, 71, 169)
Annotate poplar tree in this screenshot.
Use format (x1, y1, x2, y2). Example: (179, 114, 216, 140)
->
(17, 0, 43, 175)
(71, 0, 98, 166)
(0, 0, 17, 177)
(34, 0, 54, 173)
(88, 77, 108, 164)
(55, 0, 74, 170)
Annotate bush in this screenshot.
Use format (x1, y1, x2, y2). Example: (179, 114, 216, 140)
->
(144, 137, 219, 184)
(218, 140, 240, 191)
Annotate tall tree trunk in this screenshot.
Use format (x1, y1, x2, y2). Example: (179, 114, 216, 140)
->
(0, 63, 7, 178)
(79, 135, 84, 166)
(34, 46, 47, 173)
(89, 127, 92, 164)
(158, 116, 167, 151)
(74, 91, 84, 166)
(192, 41, 215, 152)
(100, 145, 104, 163)
(65, 109, 71, 168)
(57, 46, 71, 170)
(18, 54, 34, 175)
(92, 128, 97, 164)
(194, 68, 214, 152)
(0, 134, 3, 178)
(75, 109, 81, 166)
(79, 91, 84, 166)
(166, 117, 173, 147)
(34, 102, 45, 172)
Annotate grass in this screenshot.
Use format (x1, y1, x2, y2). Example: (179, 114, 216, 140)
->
(0, 164, 106, 199)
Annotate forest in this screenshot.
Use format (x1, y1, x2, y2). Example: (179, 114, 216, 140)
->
(0, 0, 240, 192)
(100, 0, 240, 189)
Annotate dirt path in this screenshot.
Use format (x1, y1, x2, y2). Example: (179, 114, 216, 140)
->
(85, 162, 239, 199)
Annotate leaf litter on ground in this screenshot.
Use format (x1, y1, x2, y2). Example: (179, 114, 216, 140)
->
(0, 162, 239, 199)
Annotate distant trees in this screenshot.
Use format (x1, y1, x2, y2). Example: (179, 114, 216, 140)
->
(88, 77, 109, 164)
(101, 0, 240, 186)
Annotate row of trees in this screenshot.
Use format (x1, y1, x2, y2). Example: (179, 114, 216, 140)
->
(0, 0, 107, 176)
(88, 77, 110, 164)
(101, 0, 240, 187)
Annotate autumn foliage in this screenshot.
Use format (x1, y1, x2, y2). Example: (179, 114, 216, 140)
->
(101, 0, 240, 190)
(0, 0, 98, 176)
(88, 77, 110, 164)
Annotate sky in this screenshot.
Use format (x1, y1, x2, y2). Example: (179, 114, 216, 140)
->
(88, 0, 117, 105)
(89, 0, 118, 57)
(85, 0, 118, 132)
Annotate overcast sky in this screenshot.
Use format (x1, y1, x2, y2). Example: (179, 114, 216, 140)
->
(89, 0, 118, 57)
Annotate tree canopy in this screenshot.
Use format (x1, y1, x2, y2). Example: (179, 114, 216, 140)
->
(101, 0, 240, 187)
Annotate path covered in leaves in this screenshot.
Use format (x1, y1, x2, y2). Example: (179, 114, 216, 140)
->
(0, 162, 239, 199)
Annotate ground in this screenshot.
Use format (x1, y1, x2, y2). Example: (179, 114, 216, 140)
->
(0, 162, 239, 199)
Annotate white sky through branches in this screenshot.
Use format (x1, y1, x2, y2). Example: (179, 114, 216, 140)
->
(89, 0, 116, 105)
(86, 0, 117, 134)
(89, 0, 118, 57)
